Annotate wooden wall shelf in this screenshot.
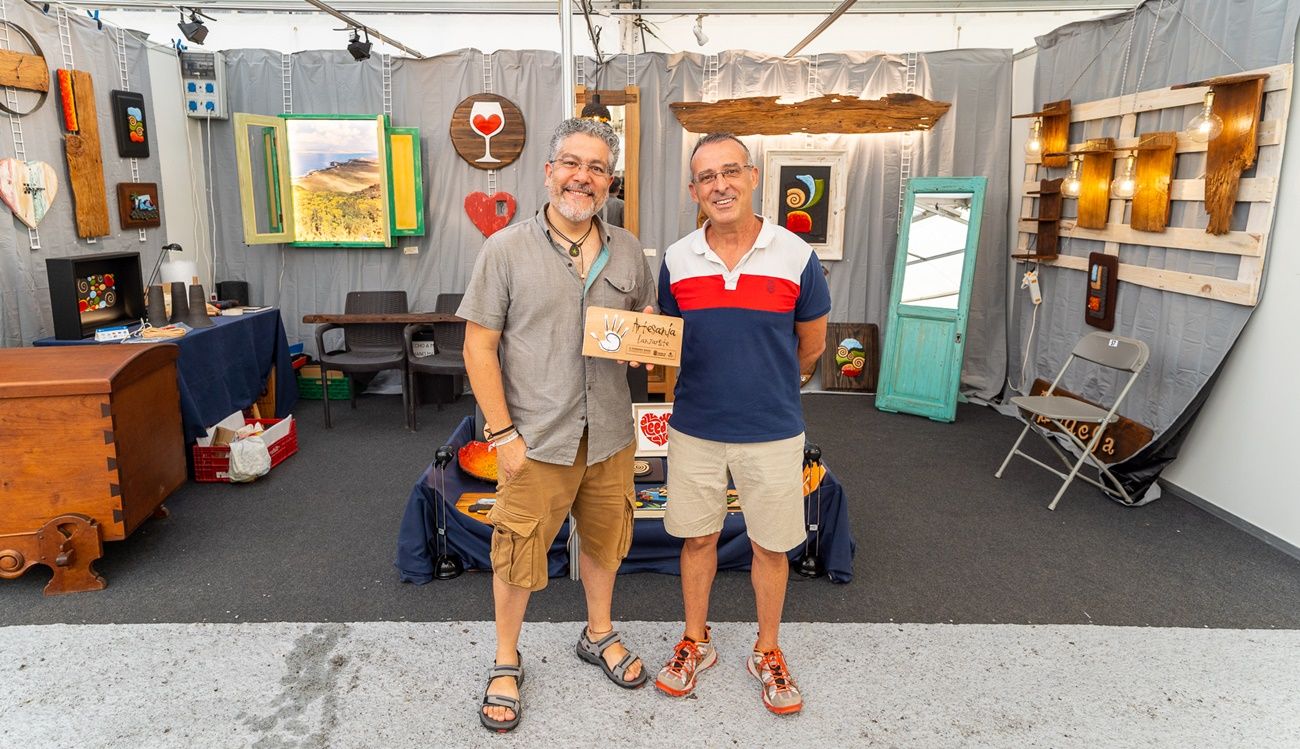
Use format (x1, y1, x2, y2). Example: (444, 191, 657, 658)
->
(1012, 178, 1062, 260)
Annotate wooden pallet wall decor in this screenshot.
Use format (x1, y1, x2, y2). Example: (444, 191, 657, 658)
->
(1015, 63, 1291, 307)
(57, 69, 110, 239)
(1012, 99, 1071, 168)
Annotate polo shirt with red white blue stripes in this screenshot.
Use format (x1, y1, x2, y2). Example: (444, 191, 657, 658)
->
(658, 217, 831, 443)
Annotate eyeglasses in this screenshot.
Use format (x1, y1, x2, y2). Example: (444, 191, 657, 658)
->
(693, 164, 753, 186)
(551, 158, 612, 178)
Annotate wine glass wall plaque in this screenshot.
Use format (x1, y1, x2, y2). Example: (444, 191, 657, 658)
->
(450, 94, 526, 170)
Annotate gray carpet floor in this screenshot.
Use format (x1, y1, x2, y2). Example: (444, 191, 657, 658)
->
(3, 393, 1298, 628)
(6, 393, 1300, 747)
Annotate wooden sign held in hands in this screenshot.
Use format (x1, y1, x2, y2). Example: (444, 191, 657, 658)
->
(582, 306, 682, 368)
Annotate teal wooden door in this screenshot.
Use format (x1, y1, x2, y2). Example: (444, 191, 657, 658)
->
(876, 177, 987, 422)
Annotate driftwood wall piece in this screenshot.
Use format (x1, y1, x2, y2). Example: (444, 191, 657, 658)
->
(670, 93, 950, 136)
(1075, 138, 1115, 230)
(1130, 131, 1176, 232)
(1204, 77, 1266, 235)
(0, 48, 49, 92)
(61, 70, 110, 239)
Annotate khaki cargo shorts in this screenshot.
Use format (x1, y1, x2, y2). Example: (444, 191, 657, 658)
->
(664, 427, 807, 553)
(487, 433, 636, 591)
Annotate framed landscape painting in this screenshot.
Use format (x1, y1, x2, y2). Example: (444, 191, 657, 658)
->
(762, 149, 848, 260)
(283, 115, 391, 247)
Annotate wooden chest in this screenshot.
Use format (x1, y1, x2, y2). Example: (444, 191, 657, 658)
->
(0, 344, 186, 594)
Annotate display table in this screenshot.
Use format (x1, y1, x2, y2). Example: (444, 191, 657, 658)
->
(34, 309, 298, 443)
(395, 416, 855, 584)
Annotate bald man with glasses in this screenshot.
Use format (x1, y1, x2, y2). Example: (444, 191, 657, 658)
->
(653, 132, 830, 715)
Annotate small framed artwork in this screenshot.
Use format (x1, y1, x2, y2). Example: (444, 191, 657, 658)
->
(762, 149, 848, 261)
(110, 90, 149, 159)
(821, 322, 880, 392)
(116, 182, 161, 229)
(632, 402, 673, 457)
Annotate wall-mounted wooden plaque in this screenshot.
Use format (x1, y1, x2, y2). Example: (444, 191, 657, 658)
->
(449, 93, 526, 170)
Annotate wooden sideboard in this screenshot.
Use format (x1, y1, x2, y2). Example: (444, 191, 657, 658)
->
(0, 344, 186, 594)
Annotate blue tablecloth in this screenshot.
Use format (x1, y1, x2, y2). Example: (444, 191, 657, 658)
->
(395, 416, 856, 584)
(34, 310, 298, 443)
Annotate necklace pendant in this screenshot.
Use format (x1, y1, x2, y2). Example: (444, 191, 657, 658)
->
(569, 244, 581, 257)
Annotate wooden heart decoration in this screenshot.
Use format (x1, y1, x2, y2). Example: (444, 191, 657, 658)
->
(0, 158, 59, 228)
(465, 191, 517, 237)
(639, 411, 671, 446)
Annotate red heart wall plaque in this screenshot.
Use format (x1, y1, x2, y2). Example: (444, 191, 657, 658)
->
(465, 191, 517, 237)
(639, 411, 671, 446)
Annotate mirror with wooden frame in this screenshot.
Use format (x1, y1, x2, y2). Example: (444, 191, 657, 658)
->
(575, 85, 640, 237)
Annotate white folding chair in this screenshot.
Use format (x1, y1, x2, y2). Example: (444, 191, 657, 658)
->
(996, 332, 1150, 510)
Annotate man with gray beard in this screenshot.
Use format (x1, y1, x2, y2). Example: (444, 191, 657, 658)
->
(458, 118, 657, 733)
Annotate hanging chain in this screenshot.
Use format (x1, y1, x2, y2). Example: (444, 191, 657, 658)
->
(381, 53, 392, 118)
(626, 50, 636, 88)
(0, 0, 38, 249)
(112, 27, 146, 243)
(897, 52, 918, 234)
(576, 55, 585, 88)
(804, 54, 820, 149)
(483, 51, 496, 196)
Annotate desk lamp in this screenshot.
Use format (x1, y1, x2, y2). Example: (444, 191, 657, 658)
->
(144, 244, 183, 326)
(794, 442, 825, 578)
(433, 445, 465, 580)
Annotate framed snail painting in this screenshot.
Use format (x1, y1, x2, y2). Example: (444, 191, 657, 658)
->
(762, 150, 848, 261)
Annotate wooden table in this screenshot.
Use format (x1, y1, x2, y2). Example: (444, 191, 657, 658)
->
(302, 313, 463, 324)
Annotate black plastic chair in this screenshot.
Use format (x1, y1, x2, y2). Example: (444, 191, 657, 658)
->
(314, 290, 409, 429)
(404, 319, 467, 430)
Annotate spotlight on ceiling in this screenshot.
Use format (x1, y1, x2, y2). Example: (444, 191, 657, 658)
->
(177, 9, 209, 45)
(347, 27, 372, 61)
(693, 14, 709, 47)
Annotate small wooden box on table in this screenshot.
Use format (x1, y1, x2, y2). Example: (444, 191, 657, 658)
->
(0, 345, 186, 595)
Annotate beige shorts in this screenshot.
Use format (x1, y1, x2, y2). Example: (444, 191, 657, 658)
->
(488, 433, 636, 591)
(664, 427, 807, 553)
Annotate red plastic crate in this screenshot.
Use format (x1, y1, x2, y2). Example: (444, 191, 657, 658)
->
(192, 418, 298, 482)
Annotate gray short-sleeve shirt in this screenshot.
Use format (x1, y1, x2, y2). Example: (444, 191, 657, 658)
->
(457, 210, 657, 466)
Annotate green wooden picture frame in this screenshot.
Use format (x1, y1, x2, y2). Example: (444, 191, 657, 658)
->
(387, 127, 425, 237)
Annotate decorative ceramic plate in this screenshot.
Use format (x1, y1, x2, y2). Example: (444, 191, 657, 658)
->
(458, 441, 498, 483)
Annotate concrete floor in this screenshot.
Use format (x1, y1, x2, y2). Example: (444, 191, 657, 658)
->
(4, 620, 1299, 748)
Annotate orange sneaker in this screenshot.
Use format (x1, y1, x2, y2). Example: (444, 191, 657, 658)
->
(747, 647, 803, 715)
(654, 633, 717, 697)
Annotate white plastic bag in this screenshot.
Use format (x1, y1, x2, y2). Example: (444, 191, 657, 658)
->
(227, 435, 271, 482)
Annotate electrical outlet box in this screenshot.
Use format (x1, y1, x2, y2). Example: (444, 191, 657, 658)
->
(180, 51, 228, 120)
(402, 245, 419, 255)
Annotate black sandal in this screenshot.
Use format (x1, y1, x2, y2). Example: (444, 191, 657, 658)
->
(480, 655, 524, 733)
(576, 627, 648, 689)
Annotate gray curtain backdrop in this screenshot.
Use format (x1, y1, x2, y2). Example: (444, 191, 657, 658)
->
(0, 2, 162, 347)
(1016, 0, 1299, 440)
(202, 47, 1010, 398)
